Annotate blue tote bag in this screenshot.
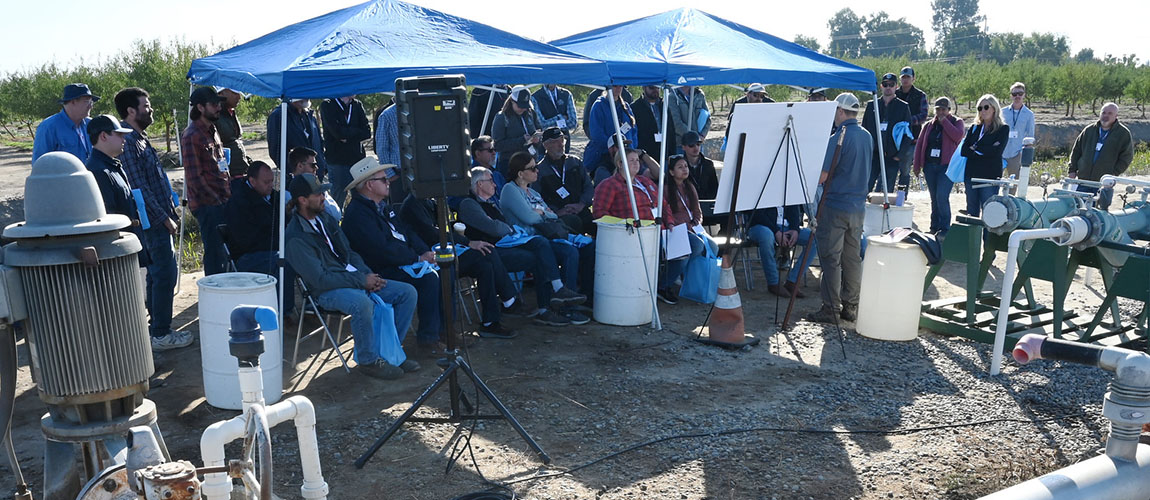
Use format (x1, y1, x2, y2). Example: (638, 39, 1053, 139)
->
(679, 242, 721, 304)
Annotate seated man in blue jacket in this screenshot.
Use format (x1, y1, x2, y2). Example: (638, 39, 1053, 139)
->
(745, 205, 817, 298)
(284, 173, 419, 380)
(342, 159, 521, 354)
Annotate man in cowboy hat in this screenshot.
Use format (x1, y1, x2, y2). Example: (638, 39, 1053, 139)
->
(33, 83, 99, 162)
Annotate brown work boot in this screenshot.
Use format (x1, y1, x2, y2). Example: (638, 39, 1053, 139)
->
(783, 281, 805, 298)
(767, 283, 787, 297)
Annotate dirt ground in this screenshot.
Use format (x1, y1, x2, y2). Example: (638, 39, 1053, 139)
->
(0, 122, 1143, 500)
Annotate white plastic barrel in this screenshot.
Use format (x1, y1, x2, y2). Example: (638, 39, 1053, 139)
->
(856, 236, 929, 341)
(198, 272, 282, 409)
(863, 199, 915, 237)
(593, 222, 659, 326)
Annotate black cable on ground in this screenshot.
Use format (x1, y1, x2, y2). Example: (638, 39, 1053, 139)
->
(486, 413, 1090, 489)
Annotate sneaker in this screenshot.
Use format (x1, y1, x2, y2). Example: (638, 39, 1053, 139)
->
(807, 306, 840, 324)
(840, 304, 858, 322)
(399, 359, 422, 373)
(784, 281, 806, 299)
(657, 288, 679, 305)
(502, 300, 538, 318)
(549, 287, 587, 308)
(358, 359, 403, 380)
(562, 310, 591, 325)
(477, 322, 518, 339)
(151, 331, 194, 352)
(534, 309, 571, 326)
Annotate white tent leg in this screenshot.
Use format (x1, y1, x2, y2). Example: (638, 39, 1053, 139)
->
(278, 101, 288, 329)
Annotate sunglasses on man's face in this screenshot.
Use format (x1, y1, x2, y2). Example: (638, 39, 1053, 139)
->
(881, 82, 895, 87)
(1011, 92, 1025, 97)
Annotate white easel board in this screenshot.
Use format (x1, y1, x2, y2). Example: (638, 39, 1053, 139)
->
(714, 101, 837, 214)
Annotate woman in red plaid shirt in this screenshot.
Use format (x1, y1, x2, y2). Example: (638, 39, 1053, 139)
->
(592, 148, 667, 222)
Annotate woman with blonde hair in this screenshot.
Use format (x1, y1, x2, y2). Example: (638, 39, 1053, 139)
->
(959, 94, 1009, 217)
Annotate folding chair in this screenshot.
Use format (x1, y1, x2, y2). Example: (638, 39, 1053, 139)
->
(217, 224, 238, 272)
(291, 277, 351, 374)
(455, 276, 483, 324)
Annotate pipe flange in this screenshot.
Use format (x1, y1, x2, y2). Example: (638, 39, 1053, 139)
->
(982, 195, 1018, 234)
(1069, 209, 1105, 250)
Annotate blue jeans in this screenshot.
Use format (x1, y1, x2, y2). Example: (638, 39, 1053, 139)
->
(747, 225, 816, 286)
(236, 251, 296, 316)
(328, 163, 352, 210)
(660, 231, 717, 290)
(498, 236, 564, 308)
(315, 282, 417, 365)
(923, 163, 954, 234)
(868, 156, 899, 193)
(141, 226, 178, 338)
(963, 178, 997, 217)
(192, 204, 227, 276)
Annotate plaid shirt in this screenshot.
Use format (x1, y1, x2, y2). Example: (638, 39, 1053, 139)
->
(180, 119, 230, 211)
(593, 172, 667, 223)
(120, 122, 176, 225)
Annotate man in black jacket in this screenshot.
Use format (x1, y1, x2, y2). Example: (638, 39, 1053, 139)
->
(632, 85, 676, 164)
(343, 159, 518, 351)
(268, 99, 326, 179)
(320, 96, 372, 208)
(224, 161, 294, 317)
(534, 127, 594, 233)
(862, 73, 912, 193)
(895, 67, 928, 188)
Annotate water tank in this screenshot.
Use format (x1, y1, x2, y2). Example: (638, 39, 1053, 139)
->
(856, 236, 929, 341)
(593, 222, 659, 326)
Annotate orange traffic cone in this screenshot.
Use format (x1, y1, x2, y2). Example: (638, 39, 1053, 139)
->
(696, 254, 760, 348)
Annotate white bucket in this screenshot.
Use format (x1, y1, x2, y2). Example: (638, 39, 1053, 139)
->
(593, 222, 659, 326)
(198, 272, 282, 409)
(863, 199, 915, 238)
(856, 236, 929, 341)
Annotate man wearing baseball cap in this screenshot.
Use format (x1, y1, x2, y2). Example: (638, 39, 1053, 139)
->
(285, 172, 420, 379)
(86, 114, 153, 258)
(32, 83, 100, 163)
(536, 126, 594, 233)
(725, 83, 775, 140)
(895, 66, 928, 187)
(861, 73, 911, 193)
(181, 86, 231, 276)
(809, 93, 873, 325)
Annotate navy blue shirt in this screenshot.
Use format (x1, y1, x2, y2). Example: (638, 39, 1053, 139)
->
(821, 118, 873, 214)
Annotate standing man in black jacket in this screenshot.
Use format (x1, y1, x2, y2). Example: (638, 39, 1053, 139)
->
(632, 85, 676, 164)
(320, 96, 372, 209)
(268, 99, 326, 179)
(862, 73, 912, 193)
(895, 67, 928, 188)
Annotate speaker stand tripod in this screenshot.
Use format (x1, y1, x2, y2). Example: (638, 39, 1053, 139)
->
(355, 196, 550, 469)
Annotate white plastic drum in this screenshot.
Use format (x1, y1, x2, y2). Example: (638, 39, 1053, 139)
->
(198, 272, 281, 409)
(856, 236, 929, 341)
(593, 222, 660, 326)
(863, 200, 915, 238)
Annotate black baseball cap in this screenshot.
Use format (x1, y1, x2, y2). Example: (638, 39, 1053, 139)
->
(190, 86, 223, 106)
(542, 127, 564, 141)
(87, 114, 132, 137)
(680, 131, 702, 146)
(900, 66, 915, 77)
(288, 173, 331, 200)
(881, 73, 897, 82)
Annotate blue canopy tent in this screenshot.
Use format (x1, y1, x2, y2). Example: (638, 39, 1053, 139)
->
(552, 8, 879, 330)
(184, 0, 610, 332)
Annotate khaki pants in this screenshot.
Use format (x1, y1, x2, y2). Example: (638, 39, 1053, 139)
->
(815, 207, 864, 311)
(1004, 154, 1022, 194)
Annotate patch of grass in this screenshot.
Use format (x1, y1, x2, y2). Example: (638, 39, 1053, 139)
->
(1027, 144, 1150, 185)
(940, 449, 1062, 499)
(2, 140, 33, 151)
(241, 130, 265, 142)
(177, 211, 204, 273)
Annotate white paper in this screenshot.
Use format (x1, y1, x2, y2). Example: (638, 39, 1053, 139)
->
(662, 223, 691, 260)
(880, 122, 888, 132)
(556, 118, 567, 129)
(654, 133, 663, 143)
(1009, 130, 1019, 138)
(714, 102, 837, 214)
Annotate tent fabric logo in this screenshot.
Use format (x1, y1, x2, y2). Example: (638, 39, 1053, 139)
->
(677, 76, 687, 84)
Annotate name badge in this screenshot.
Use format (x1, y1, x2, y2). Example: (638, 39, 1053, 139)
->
(930, 148, 941, 158)
(556, 118, 567, 129)
(1009, 131, 1019, 139)
(556, 186, 571, 199)
(620, 122, 632, 134)
(527, 145, 537, 156)
(879, 122, 888, 132)
(654, 133, 662, 143)
(217, 156, 229, 173)
(1096, 142, 1104, 152)
(345, 263, 358, 272)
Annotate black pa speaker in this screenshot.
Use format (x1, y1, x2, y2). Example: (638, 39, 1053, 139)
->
(395, 75, 472, 198)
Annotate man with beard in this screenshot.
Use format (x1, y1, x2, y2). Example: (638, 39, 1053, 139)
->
(181, 86, 231, 275)
(632, 85, 676, 163)
(215, 88, 251, 177)
(116, 87, 187, 350)
(534, 127, 593, 233)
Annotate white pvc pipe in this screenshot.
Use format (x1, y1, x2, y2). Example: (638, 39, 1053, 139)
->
(979, 445, 1150, 500)
(656, 86, 669, 219)
(1101, 174, 1150, 189)
(479, 89, 497, 138)
(989, 227, 1069, 375)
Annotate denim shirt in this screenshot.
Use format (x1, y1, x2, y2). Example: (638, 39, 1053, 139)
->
(32, 110, 91, 163)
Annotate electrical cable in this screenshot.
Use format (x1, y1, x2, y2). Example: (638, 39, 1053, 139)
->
(487, 413, 1092, 489)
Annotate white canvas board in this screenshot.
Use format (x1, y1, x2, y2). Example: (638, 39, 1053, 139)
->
(714, 101, 838, 214)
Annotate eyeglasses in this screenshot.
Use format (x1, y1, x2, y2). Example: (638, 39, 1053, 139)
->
(368, 176, 389, 184)
(477, 147, 495, 153)
(978, 105, 993, 111)
(1011, 92, 1025, 97)
(881, 82, 895, 88)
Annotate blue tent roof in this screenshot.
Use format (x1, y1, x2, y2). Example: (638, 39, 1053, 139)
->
(186, 0, 610, 98)
(551, 8, 875, 91)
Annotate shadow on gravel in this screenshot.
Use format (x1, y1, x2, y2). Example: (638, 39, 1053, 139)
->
(0, 196, 25, 231)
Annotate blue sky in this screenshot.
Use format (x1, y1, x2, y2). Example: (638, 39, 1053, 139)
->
(3, 0, 1146, 75)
